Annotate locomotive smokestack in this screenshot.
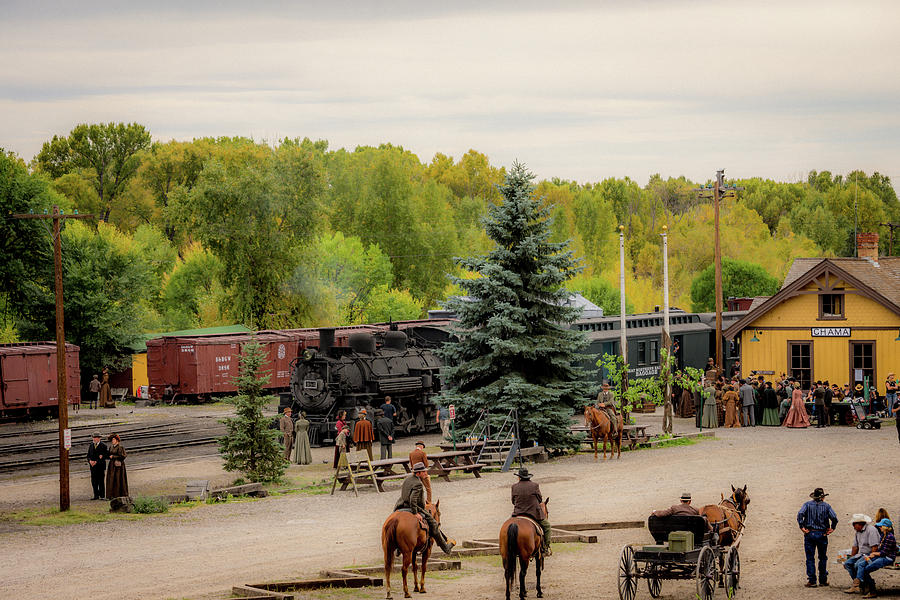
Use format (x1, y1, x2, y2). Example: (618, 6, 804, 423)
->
(318, 328, 335, 356)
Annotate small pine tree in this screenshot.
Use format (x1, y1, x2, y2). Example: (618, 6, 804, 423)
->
(218, 341, 286, 483)
(438, 162, 587, 449)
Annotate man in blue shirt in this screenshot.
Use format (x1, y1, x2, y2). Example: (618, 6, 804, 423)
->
(797, 487, 838, 587)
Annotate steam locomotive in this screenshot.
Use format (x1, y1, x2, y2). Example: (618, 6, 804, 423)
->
(281, 326, 445, 444)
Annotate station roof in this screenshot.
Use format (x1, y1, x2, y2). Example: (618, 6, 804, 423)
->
(724, 257, 900, 339)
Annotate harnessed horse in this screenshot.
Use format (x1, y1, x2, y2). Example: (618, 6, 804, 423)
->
(699, 485, 749, 546)
(382, 501, 441, 599)
(500, 498, 549, 600)
(584, 405, 623, 460)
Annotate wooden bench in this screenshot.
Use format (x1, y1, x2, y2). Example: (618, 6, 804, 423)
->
(111, 387, 129, 402)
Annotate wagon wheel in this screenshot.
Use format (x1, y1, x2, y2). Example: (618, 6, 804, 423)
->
(618, 545, 638, 600)
(724, 547, 740, 598)
(646, 564, 662, 598)
(695, 546, 718, 600)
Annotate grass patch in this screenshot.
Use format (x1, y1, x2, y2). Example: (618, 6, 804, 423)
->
(133, 495, 169, 514)
(1, 506, 142, 526)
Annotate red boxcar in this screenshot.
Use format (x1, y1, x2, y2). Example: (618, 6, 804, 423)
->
(147, 331, 319, 401)
(0, 342, 81, 417)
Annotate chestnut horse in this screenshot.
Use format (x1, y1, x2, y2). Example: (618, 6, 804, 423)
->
(500, 499, 549, 600)
(699, 485, 749, 546)
(584, 406, 623, 460)
(382, 501, 441, 599)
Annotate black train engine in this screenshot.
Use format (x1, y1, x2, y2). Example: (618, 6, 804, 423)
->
(285, 327, 443, 445)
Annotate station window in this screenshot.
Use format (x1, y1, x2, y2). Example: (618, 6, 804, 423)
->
(637, 341, 647, 365)
(819, 293, 844, 319)
(649, 340, 659, 364)
(788, 342, 813, 390)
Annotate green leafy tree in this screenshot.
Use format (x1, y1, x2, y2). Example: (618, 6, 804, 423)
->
(689, 258, 781, 313)
(16, 221, 152, 376)
(160, 243, 227, 330)
(33, 122, 152, 222)
(363, 286, 424, 322)
(218, 341, 286, 483)
(438, 162, 586, 449)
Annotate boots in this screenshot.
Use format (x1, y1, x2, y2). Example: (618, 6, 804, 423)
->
(434, 529, 456, 555)
(845, 579, 861, 594)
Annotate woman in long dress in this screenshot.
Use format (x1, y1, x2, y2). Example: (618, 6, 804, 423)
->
(782, 388, 811, 428)
(291, 411, 313, 465)
(702, 383, 719, 429)
(105, 433, 128, 498)
(677, 387, 694, 418)
(761, 382, 781, 425)
(723, 385, 741, 427)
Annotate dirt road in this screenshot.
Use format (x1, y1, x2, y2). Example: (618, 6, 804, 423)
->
(1, 411, 898, 600)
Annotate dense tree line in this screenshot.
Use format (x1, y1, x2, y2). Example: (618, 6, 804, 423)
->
(2, 122, 899, 378)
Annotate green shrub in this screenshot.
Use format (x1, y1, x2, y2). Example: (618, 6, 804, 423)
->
(133, 496, 169, 514)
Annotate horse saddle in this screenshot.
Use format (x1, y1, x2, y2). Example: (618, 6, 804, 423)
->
(515, 515, 544, 539)
(415, 514, 428, 532)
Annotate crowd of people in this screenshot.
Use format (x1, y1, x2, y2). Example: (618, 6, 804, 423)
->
(671, 362, 900, 438)
(797, 488, 896, 597)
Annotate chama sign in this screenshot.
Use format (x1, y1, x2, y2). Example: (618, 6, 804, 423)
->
(811, 327, 851, 337)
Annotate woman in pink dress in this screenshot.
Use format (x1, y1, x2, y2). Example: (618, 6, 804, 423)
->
(782, 388, 811, 428)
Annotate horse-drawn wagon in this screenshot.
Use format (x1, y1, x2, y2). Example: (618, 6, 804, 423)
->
(617, 487, 749, 600)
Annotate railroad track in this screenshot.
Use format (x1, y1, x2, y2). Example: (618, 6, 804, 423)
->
(0, 419, 227, 472)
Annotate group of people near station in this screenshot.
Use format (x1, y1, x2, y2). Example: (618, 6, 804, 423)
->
(797, 487, 896, 597)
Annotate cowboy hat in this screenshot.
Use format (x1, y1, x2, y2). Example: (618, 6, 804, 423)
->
(851, 514, 872, 525)
(412, 462, 427, 473)
(680, 492, 692, 501)
(415, 440, 425, 447)
(516, 467, 532, 480)
(809, 487, 828, 499)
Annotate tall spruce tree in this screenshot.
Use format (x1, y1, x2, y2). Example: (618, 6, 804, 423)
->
(438, 162, 586, 448)
(218, 341, 286, 483)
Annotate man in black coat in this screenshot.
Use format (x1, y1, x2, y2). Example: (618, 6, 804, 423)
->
(511, 467, 552, 555)
(376, 410, 395, 459)
(86, 432, 107, 500)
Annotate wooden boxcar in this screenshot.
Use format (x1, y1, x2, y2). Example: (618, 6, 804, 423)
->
(0, 342, 81, 417)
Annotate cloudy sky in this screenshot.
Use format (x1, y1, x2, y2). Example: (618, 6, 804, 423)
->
(2, 0, 898, 184)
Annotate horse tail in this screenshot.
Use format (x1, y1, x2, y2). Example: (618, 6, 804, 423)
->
(506, 522, 519, 582)
(384, 516, 399, 559)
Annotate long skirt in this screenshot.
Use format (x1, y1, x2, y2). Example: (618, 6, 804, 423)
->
(761, 407, 780, 426)
(724, 402, 741, 428)
(106, 462, 128, 498)
(702, 402, 718, 429)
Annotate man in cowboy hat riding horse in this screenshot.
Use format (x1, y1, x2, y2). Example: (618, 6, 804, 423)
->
(394, 462, 456, 555)
(511, 467, 552, 556)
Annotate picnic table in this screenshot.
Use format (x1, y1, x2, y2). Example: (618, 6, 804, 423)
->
(338, 450, 485, 492)
(573, 423, 651, 450)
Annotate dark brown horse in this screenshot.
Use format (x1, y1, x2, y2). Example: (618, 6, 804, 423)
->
(500, 499, 549, 600)
(382, 501, 441, 599)
(584, 405, 623, 460)
(699, 485, 749, 546)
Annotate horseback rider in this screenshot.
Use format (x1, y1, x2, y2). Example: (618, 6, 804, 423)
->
(595, 381, 618, 424)
(394, 462, 456, 555)
(511, 467, 552, 556)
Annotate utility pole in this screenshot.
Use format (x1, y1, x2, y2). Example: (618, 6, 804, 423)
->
(11, 205, 92, 511)
(618, 224, 628, 366)
(881, 222, 899, 256)
(694, 171, 742, 375)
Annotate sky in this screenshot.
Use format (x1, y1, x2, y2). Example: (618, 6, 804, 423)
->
(2, 0, 899, 185)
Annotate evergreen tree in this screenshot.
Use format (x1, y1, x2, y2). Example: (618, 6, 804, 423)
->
(218, 341, 286, 483)
(438, 162, 586, 449)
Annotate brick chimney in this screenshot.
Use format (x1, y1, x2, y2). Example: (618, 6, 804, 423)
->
(856, 232, 879, 262)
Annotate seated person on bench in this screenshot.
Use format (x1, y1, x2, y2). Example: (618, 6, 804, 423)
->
(651, 492, 700, 517)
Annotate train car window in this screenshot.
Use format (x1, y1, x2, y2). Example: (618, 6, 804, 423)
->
(637, 341, 647, 365)
(649, 340, 659, 364)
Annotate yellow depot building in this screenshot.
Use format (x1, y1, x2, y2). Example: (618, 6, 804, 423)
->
(725, 236, 900, 391)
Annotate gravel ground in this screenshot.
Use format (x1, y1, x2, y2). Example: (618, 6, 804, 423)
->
(1, 408, 898, 600)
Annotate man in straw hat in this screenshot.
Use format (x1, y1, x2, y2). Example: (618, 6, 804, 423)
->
(651, 492, 699, 517)
(843, 514, 881, 593)
(279, 407, 294, 462)
(394, 462, 456, 555)
(511, 467, 552, 556)
(797, 487, 838, 587)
